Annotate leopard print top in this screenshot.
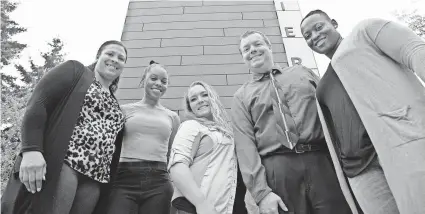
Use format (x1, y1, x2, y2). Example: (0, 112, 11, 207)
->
(64, 80, 124, 183)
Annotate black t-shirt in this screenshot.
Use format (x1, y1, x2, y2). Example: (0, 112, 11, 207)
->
(316, 64, 376, 177)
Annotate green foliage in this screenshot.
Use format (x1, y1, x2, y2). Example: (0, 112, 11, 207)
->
(1, 0, 27, 90)
(1, 39, 66, 192)
(42, 38, 66, 72)
(1, 91, 28, 191)
(1, 0, 66, 191)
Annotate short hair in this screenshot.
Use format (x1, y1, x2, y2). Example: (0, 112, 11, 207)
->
(300, 9, 332, 26)
(139, 60, 168, 87)
(239, 30, 272, 52)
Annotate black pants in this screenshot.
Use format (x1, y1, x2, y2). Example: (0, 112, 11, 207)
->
(233, 166, 248, 214)
(262, 151, 352, 214)
(105, 161, 173, 214)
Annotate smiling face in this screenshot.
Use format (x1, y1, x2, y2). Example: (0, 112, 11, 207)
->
(143, 65, 169, 100)
(187, 84, 213, 120)
(240, 32, 274, 74)
(301, 14, 341, 55)
(95, 44, 127, 82)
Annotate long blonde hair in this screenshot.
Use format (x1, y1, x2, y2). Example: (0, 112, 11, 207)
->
(183, 81, 233, 138)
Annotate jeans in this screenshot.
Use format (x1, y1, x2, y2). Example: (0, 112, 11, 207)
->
(51, 163, 101, 214)
(348, 157, 399, 214)
(105, 161, 173, 214)
(262, 151, 352, 214)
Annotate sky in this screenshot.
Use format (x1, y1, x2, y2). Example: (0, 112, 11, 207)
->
(3, 0, 425, 77)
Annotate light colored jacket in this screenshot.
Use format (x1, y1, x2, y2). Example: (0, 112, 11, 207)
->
(317, 18, 425, 214)
(168, 120, 238, 214)
(331, 19, 425, 151)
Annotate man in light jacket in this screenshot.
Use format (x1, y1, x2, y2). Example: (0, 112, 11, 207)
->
(301, 9, 425, 214)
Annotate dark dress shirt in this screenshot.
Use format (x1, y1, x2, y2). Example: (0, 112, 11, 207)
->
(231, 65, 324, 203)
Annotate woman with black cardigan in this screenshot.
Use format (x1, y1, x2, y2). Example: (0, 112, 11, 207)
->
(1, 40, 127, 214)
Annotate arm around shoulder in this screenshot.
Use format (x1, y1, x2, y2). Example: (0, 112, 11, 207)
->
(171, 111, 182, 135)
(167, 111, 181, 162)
(300, 65, 320, 86)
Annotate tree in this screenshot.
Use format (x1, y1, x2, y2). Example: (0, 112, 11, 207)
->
(41, 38, 66, 73)
(1, 91, 29, 191)
(394, 10, 425, 39)
(17, 38, 66, 88)
(1, 0, 27, 89)
(1, 37, 66, 193)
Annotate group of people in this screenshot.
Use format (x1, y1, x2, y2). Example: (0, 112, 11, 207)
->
(1, 9, 424, 214)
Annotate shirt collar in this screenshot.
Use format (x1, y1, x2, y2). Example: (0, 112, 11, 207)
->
(252, 65, 283, 81)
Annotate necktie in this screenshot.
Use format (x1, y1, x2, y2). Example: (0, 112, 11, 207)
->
(269, 70, 299, 149)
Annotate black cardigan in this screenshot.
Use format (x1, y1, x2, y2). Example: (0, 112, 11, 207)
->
(1, 60, 124, 214)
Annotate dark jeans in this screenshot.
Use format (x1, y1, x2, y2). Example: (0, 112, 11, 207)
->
(51, 163, 101, 214)
(106, 161, 173, 214)
(262, 151, 352, 214)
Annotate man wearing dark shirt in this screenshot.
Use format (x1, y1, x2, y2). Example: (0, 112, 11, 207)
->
(301, 10, 400, 214)
(231, 30, 352, 214)
(317, 65, 396, 214)
(317, 65, 376, 177)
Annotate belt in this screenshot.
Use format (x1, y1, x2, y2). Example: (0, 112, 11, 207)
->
(118, 161, 167, 170)
(293, 143, 326, 153)
(267, 143, 327, 156)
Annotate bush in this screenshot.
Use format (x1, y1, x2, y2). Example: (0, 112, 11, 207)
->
(1, 90, 29, 193)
